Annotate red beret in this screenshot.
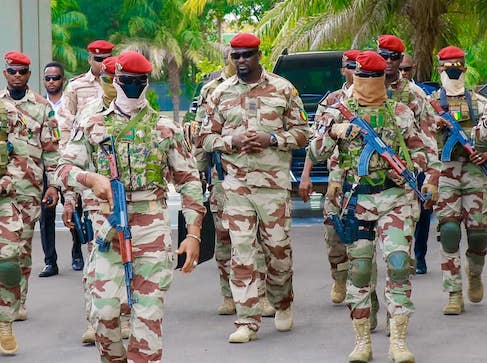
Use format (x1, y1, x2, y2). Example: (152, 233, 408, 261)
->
(342, 50, 360, 63)
(87, 40, 114, 55)
(378, 35, 405, 53)
(356, 51, 387, 72)
(230, 33, 261, 48)
(4, 51, 31, 66)
(101, 56, 117, 75)
(116, 51, 152, 74)
(437, 46, 465, 60)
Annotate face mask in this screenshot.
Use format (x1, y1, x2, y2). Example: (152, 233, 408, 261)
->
(352, 74, 387, 106)
(9, 87, 27, 100)
(440, 71, 465, 96)
(113, 81, 148, 115)
(101, 79, 117, 106)
(445, 67, 463, 80)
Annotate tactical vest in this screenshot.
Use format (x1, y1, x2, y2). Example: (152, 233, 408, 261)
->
(339, 99, 404, 185)
(94, 110, 167, 192)
(388, 78, 412, 104)
(437, 89, 483, 158)
(0, 101, 9, 176)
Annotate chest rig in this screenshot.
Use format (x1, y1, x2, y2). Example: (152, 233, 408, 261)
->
(388, 78, 412, 104)
(0, 102, 11, 176)
(339, 99, 405, 186)
(94, 108, 167, 192)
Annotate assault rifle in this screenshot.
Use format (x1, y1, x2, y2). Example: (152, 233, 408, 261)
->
(72, 210, 93, 245)
(429, 98, 487, 175)
(335, 103, 431, 203)
(95, 136, 137, 307)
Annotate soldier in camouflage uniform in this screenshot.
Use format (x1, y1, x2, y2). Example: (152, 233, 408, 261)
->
(432, 46, 487, 315)
(307, 51, 439, 363)
(0, 99, 23, 355)
(200, 33, 310, 343)
(55, 51, 205, 363)
(0, 52, 60, 322)
(299, 49, 358, 307)
(189, 51, 274, 317)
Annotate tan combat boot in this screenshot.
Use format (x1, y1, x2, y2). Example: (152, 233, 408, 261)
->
(467, 269, 484, 303)
(0, 322, 18, 355)
(370, 290, 379, 332)
(331, 279, 347, 304)
(388, 315, 414, 363)
(260, 296, 276, 317)
(217, 297, 236, 315)
(442, 291, 465, 315)
(120, 315, 131, 339)
(81, 323, 96, 345)
(274, 307, 293, 332)
(228, 326, 256, 343)
(348, 318, 372, 363)
(14, 305, 27, 321)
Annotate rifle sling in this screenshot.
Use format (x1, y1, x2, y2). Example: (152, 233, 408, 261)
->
(115, 105, 150, 144)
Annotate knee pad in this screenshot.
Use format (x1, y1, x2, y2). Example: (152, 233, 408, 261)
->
(466, 229, 487, 255)
(0, 258, 21, 288)
(387, 251, 410, 284)
(439, 221, 461, 253)
(350, 258, 372, 288)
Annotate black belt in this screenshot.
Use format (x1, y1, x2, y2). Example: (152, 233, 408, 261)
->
(343, 178, 398, 194)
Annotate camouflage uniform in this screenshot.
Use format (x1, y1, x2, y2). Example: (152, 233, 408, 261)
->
(432, 89, 487, 296)
(191, 74, 268, 305)
(308, 98, 439, 319)
(0, 100, 23, 324)
(0, 88, 60, 309)
(55, 103, 205, 362)
(200, 69, 310, 332)
(57, 70, 103, 148)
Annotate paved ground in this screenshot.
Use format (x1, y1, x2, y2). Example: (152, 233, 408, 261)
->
(8, 213, 487, 363)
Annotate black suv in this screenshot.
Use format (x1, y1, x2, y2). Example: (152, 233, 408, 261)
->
(272, 50, 344, 190)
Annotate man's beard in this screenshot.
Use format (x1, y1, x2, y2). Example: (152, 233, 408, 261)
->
(46, 86, 62, 95)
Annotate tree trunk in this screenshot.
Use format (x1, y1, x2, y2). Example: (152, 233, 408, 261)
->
(405, 0, 447, 82)
(167, 59, 181, 123)
(217, 16, 222, 45)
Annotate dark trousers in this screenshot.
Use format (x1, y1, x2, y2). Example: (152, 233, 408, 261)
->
(70, 197, 83, 262)
(414, 172, 433, 260)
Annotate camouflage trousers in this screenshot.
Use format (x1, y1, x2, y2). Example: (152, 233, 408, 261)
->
(222, 178, 293, 332)
(210, 181, 267, 299)
(436, 161, 487, 292)
(345, 188, 415, 319)
(90, 200, 173, 363)
(16, 196, 41, 306)
(0, 199, 22, 322)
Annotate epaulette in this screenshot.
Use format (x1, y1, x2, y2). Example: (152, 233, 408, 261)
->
(33, 92, 49, 105)
(69, 73, 86, 82)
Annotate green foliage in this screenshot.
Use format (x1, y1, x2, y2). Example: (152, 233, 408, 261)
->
(146, 88, 160, 110)
(195, 58, 223, 82)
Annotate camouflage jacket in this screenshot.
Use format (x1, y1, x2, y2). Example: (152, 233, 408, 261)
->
(0, 88, 60, 199)
(200, 69, 311, 190)
(308, 98, 439, 186)
(0, 99, 22, 197)
(57, 70, 103, 149)
(55, 103, 205, 227)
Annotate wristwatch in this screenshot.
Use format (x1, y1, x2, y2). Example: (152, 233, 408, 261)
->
(269, 133, 278, 147)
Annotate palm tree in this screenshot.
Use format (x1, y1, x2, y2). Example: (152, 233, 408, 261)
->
(113, 0, 221, 122)
(257, 0, 486, 82)
(51, 0, 88, 74)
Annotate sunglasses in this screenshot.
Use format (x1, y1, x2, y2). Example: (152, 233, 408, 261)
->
(117, 74, 148, 85)
(93, 56, 108, 63)
(101, 75, 114, 84)
(230, 49, 258, 60)
(6, 67, 29, 75)
(378, 50, 402, 61)
(442, 61, 465, 68)
(345, 64, 357, 70)
(44, 75, 62, 82)
(399, 66, 412, 72)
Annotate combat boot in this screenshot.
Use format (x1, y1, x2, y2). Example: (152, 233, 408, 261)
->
(274, 307, 293, 332)
(228, 326, 256, 343)
(217, 297, 236, 315)
(466, 268, 484, 303)
(388, 315, 414, 363)
(331, 279, 347, 304)
(0, 322, 18, 355)
(442, 291, 464, 315)
(348, 318, 372, 363)
(370, 290, 379, 332)
(81, 323, 96, 345)
(260, 296, 276, 317)
(14, 305, 27, 321)
(120, 316, 131, 339)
